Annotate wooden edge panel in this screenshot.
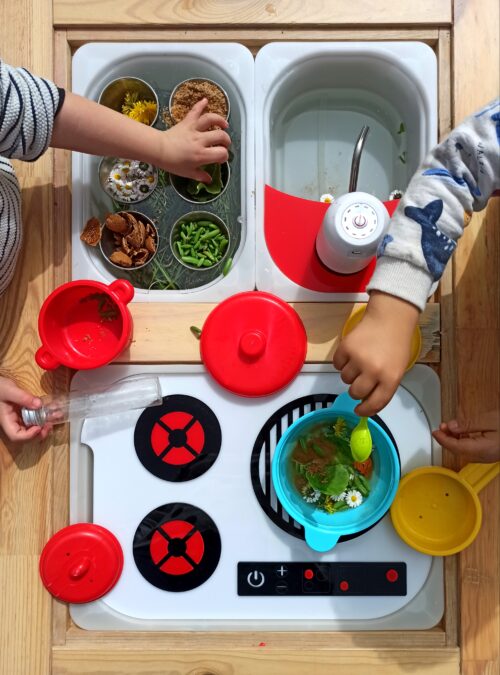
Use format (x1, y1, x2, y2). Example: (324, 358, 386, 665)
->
(435, 29, 459, 652)
(52, 646, 460, 675)
(51, 30, 73, 649)
(54, 0, 452, 29)
(63, 627, 447, 649)
(115, 302, 440, 364)
(66, 28, 439, 51)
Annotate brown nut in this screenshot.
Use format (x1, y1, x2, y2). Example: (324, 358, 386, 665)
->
(145, 236, 156, 253)
(122, 212, 138, 228)
(121, 237, 133, 255)
(105, 213, 129, 234)
(126, 219, 146, 249)
(133, 248, 150, 266)
(80, 217, 102, 246)
(109, 251, 133, 268)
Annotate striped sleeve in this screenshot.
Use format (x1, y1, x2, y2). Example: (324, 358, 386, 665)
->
(0, 59, 62, 295)
(0, 59, 60, 161)
(0, 158, 22, 295)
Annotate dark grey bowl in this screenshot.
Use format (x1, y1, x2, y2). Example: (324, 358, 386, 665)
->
(170, 211, 230, 271)
(99, 211, 159, 271)
(170, 162, 230, 205)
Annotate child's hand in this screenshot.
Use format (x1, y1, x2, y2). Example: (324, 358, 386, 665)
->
(433, 414, 499, 463)
(333, 292, 420, 417)
(0, 377, 51, 442)
(160, 98, 231, 182)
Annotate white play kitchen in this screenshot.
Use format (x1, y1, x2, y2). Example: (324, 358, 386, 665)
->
(35, 40, 496, 638)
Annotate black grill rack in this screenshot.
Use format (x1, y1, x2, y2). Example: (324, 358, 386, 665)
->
(250, 393, 399, 543)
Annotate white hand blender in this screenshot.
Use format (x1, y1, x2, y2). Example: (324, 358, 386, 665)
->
(315, 126, 390, 274)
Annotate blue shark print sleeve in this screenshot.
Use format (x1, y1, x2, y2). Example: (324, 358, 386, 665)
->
(367, 98, 500, 311)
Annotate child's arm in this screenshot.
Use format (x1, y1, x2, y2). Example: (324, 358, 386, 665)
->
(51, 92, 230, 183)
(334, 99, 500, 416)
(0, 59, 62, 161)
(367, 98, 499, 311)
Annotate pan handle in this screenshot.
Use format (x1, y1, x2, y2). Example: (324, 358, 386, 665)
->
(330, 391, 360, 416)
(459, 462, 500, 494)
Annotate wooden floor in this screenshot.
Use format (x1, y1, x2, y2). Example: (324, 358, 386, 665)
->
(0, 1, 498, 674)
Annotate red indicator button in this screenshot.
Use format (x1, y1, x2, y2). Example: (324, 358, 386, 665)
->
(386, 568, 399, 583)
(304, 569, 314, 580)
(339, 580, 349, 592)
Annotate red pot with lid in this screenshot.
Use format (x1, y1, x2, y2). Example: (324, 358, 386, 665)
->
(200, 291, 307, 397)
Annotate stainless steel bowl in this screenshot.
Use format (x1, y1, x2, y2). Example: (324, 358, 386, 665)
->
(169, 161, 230, 205)
(169, 78, 230, 124)
(99, 211, 159, 272)
(98, 77, 159, 126)
(98, 157, 158, 205)
(170, 211, 230, 271)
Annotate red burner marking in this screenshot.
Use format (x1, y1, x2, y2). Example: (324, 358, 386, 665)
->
(150, 411, 205, 466)
(149, 520, 205, 576)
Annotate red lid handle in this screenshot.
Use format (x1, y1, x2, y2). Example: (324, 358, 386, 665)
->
(239, 330, 267, 360)
(69, 556, 91, 580)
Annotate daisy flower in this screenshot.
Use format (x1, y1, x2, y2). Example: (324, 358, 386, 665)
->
(345, 489, 363, 508)
(320, 193, 334, 203)
(334, 492, 347, 502)
(304, 489, 321, 504)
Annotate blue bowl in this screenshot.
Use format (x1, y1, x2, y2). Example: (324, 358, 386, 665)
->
(272, 392, 400, 552)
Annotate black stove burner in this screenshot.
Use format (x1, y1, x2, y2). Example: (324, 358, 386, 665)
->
(133, 503, 221, 592)
(251, 393, 400, 543)
(134, 395, 221, 482)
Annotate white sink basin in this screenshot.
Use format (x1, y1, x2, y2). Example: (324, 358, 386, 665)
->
(255, 42, 437, 301)
(72, 43, 255, 302)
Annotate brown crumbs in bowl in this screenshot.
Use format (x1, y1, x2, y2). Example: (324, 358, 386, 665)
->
(105, 212, 157, 268)
(81, 212, 158, 269)
(170, 79, 229, 124)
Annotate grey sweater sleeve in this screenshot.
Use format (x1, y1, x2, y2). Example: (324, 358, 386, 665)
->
(0, 59, 61, 295)
(367, 99, 500, 311)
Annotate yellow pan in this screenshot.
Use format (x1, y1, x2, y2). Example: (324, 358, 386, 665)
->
(341, 305, 422, 371)
(390, 462, 500, 556)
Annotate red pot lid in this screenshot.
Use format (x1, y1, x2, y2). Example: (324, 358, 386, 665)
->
(39, 523, 123, 603)
(200, 291, 307, 397)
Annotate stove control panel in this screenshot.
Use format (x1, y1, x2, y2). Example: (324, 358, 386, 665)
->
(238, 562, 406, 596)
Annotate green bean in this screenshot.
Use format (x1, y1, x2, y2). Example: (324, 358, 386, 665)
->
(181, 256, 199, 265)
(200, 230, 219, 240)
(222, 257, 233, 276)
(312, 443, 326, 457)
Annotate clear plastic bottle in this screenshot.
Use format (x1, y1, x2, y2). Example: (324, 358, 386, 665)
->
(21, 375, 163, 427)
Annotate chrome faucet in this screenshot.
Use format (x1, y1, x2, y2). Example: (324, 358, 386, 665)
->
(348, 125, 370, 193)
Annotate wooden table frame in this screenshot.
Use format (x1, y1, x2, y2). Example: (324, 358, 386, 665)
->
(1, 2, 498, 674)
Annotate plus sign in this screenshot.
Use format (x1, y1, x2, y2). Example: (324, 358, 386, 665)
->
(277, 565, 287, 577)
